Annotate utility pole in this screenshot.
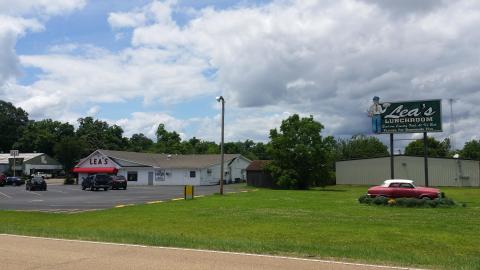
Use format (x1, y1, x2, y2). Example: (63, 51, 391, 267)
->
(216, 96, 225, 195)
(10, 150, 19, 177)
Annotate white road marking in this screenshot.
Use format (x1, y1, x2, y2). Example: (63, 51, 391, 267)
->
(146, 201, 164, 204)
(27, 191, 42, 196)
(47, 189, 67, 194)
(0, 234, 427, 270)
(64, 187, 82, 191)
(0, 191, 12, 199)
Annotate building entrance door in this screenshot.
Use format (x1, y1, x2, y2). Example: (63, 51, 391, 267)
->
(148, 172, 154, 186)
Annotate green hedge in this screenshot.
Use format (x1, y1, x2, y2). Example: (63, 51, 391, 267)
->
(358, 194, 464, 208)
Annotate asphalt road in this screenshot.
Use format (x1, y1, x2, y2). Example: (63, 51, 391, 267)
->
(0, 183, 242, 212)
(0, 234, 420, 270)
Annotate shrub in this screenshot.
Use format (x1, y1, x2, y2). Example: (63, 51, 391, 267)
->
(358, 194, 370, 204)
(435, 197, 455, 207)
(372, 196, 389, 205)
(64, 177, 75, 185)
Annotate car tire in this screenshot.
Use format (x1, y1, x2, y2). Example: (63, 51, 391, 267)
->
(124, 186, 127, 190)
(82, 186, 86, 190)
(421, 196, 431, 200)
(104, 187, 108, 191)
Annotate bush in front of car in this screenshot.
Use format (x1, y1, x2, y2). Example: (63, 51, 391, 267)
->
(64, 177, 75, 185)
(358, 194, 372, 204)
(372, 196, 389, 205)
(358, 194, 463, 208)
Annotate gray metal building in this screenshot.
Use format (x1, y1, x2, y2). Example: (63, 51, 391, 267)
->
(0, 153, 63, 176)
(336, 156, 480, 187)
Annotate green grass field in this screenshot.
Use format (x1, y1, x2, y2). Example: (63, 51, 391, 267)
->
(1, 185, 479, 269)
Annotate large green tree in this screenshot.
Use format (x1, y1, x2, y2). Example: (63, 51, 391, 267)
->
(250, 142, 271, 160)
(54, 137, 87, 183)
(404, 137, 451, 158)
(154, 124, 182, 153)
(180, 137, 219, 154)
(76, 117, 128, 154)
(461, 140, 480, 160)
(128, 133, 154, 152)
(0, 101, 29, 152)
(336, 134, 389, 160)
(267, 114, 335, 189)
(13, 119, 75, 156)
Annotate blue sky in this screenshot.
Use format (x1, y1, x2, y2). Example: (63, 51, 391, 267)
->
(12, 0, 274, 140)
(2, 0, 480, 148)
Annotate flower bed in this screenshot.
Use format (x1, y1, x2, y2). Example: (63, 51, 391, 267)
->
(358, 194, 465, 208)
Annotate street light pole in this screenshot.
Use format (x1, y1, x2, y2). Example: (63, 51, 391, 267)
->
(216, 96, 225, 195)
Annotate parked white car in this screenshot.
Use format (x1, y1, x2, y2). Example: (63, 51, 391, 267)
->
(31, 172, 52, 179)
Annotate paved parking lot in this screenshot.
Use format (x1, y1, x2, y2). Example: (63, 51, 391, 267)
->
(0, 183, 244, 213)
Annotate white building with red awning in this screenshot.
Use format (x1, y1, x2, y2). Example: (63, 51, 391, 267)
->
(73, 149, 251, 186)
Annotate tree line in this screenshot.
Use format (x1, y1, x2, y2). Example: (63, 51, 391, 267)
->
(1, 100, 480, 188)
(0, 101, 272, 175)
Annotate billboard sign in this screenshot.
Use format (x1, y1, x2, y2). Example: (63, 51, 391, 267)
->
(379, 99, 442, 133)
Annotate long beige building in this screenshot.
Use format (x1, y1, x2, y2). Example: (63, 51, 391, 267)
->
(336, 156, 480, 187)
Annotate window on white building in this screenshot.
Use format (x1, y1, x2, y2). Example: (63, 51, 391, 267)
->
(127, 171, 138, 181)
(155, 170, 165, 181)
(207, 169, 212, 176)
(190, 171, 196, 178)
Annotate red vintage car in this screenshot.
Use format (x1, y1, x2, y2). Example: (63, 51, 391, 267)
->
(367, 179, 440, 199)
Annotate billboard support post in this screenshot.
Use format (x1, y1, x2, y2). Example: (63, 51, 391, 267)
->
(390, 133, 394, 179)
(423, 132, 429, 187)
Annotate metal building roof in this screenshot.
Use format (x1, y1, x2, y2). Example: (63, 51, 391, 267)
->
(97, 149, 243, 169)
(0, 153, 44, 165)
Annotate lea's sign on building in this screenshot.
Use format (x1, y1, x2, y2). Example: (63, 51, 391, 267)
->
(81, 153, 115, 168)
(380, 99, 442, 133)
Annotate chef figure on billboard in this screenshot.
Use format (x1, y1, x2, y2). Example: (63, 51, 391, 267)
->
(367, 96, 389, 133)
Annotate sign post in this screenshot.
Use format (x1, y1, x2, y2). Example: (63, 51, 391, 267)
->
(390, 133, 394, 179)
(10, 150, 19, 177)
(423, 132, 429, 187)
(184, 185, 194, 200)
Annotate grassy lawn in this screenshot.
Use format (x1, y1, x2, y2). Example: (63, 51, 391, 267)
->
(1, 185, 479, 269)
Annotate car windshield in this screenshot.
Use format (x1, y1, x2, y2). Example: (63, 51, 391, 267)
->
(32, 177, 43, 182)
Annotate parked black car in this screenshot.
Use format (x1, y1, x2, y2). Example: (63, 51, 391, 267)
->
(6, 177, 25, 186)
(26, 176, 47, 191)
(81, 174, 112, 191)
(111, 175, 127, 190)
